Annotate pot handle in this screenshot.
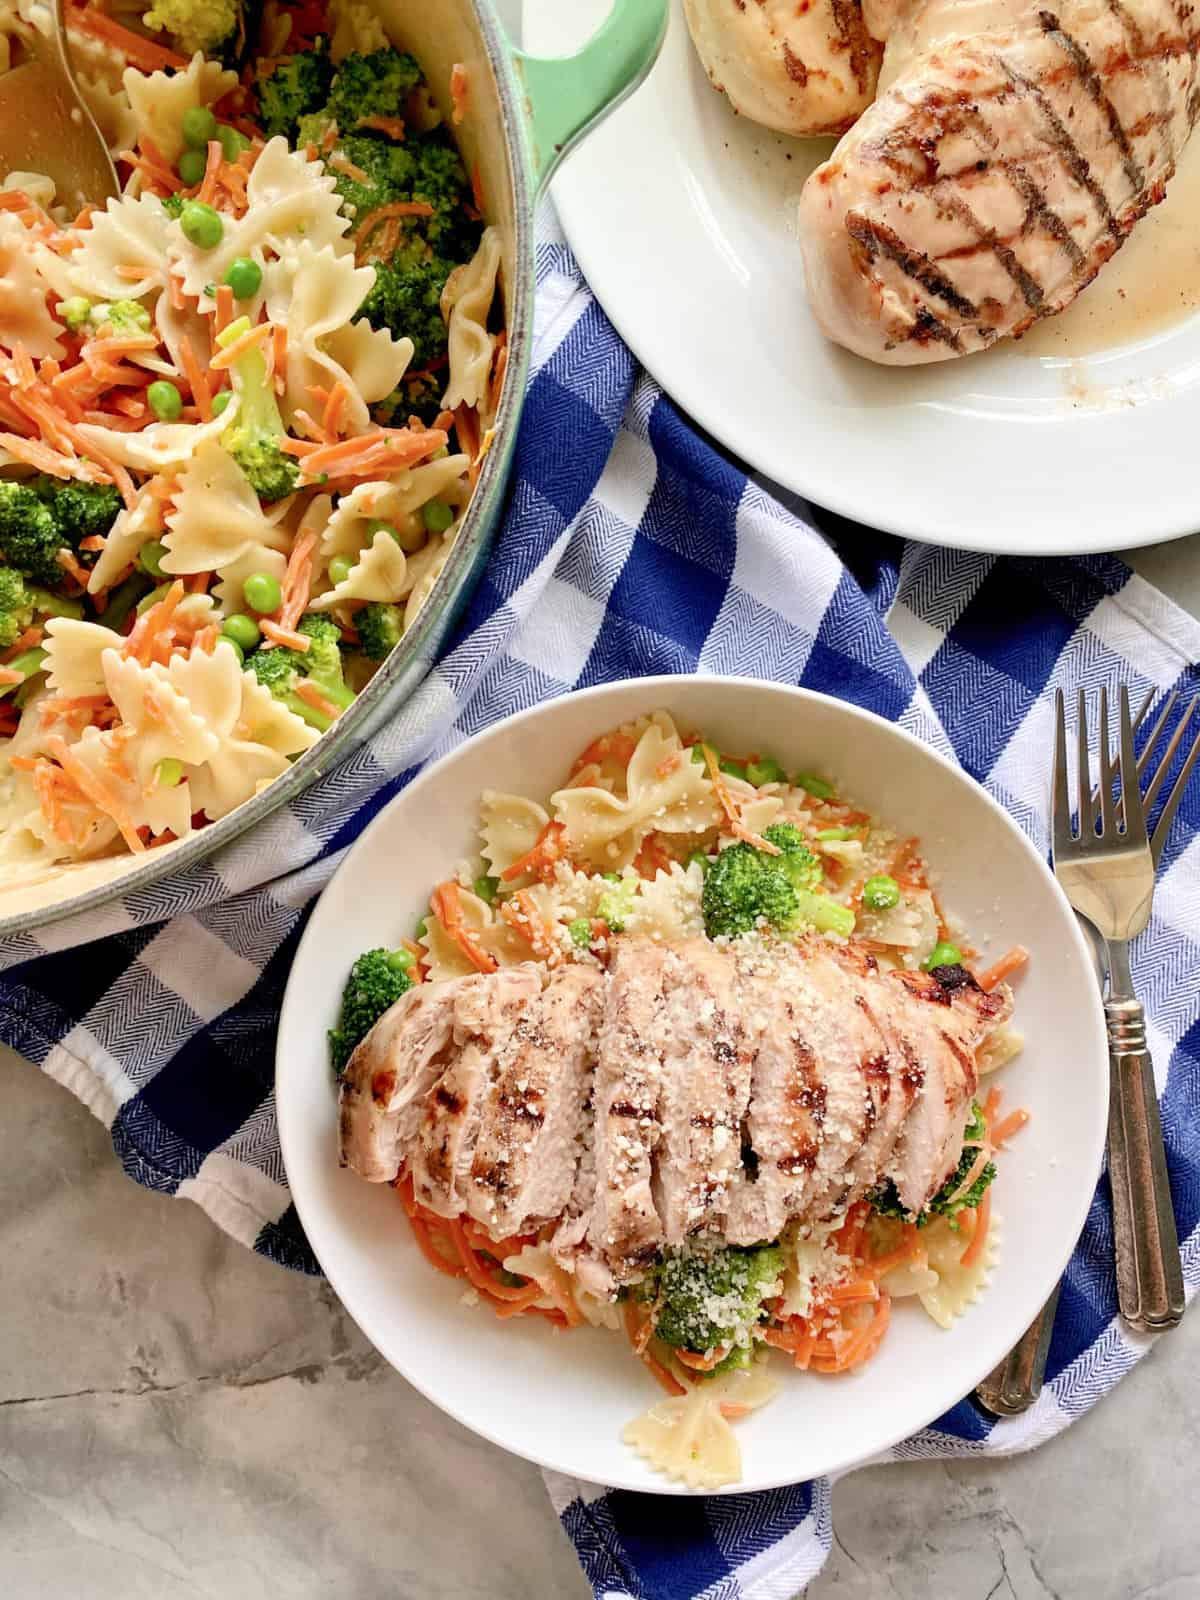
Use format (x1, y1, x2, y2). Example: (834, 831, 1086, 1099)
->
(509, 0, 669, 194)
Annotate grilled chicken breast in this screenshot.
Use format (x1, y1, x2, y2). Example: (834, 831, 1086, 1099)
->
(798, 0, 1200, 361)
(683, 0, 883, 137)
(338, 936, 1015, 1280)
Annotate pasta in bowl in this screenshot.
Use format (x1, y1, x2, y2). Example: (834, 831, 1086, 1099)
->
(276, 676, 1109, 1494)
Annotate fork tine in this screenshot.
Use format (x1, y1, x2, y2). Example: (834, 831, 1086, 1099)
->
(1098, 687, 1119, 837)
(1118, 686, 1146, 836)
(1077, 688, 1093, 838)
(1150, 700, 1200, 864)
(1053, 689, 1073, 857)
(1143, 692, 1187, 814)
(1135, 690, 1178, 788)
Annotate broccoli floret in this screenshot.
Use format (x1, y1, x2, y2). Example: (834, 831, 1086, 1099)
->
(256, 40, 333, 142)
(869, 1103, 996, 1227)
(596, 877, 638, 934)
(217, 315, 300, 501)
(358, 252, 456, 368)
(161, 193, 186, 219)
(0, 568, 84, 649)
(646, 1243, 783, 1356)
(142, 0, 238, 55)
(248, 613, 355, 731)
(328, 947, 414, 1074)
(29, 476, 122, 548)
(91, 299, 152, 335)
(373, 368, 445, 428)
(353, 602, 405, 661)
(701, 825, 855, 943)
(326, 48, 422, 127)
(0, 481, 68, 585)
(333, 132, 475, 254)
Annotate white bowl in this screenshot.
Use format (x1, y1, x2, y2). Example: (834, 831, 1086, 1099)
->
(276, 676, 1108, 1493)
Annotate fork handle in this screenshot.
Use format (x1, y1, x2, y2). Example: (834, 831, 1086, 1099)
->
(975, 1283, 1061, 1416)
(1105, 996, 1185, 1332)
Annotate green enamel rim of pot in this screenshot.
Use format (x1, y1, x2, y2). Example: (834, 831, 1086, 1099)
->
(0, 0, 668, 938)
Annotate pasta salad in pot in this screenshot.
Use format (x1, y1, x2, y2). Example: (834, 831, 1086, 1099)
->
(0, 0, 504, 879)
(332, 712, 1031, 1489)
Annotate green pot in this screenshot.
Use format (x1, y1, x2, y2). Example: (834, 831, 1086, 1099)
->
(0, 0, 668, 936)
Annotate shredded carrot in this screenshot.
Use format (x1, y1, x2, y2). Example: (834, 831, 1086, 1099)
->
(470, 163, 485, 214)
(499, 819, 568, 883)
(0, 666, 25, 686)
(45, 733, 143, 854)
(489, 334, 508, 416)
(321, 380, 348, 439)
(291, 678, 340, 720)
(215, 284, 235, 337)
(449, 62, 470, 125)
(283, 424, 447, 481)
(259, 620, 311, 652)
(975, 945, 1029, 992)
(179, 337, 212, 421)
(67, 7, 188, 71)
(703, 743, 779, 853)
(330, 153, 371, 184)
(278, 528, 317, 632)
(991, 1108, 1030, 1148)
(357, 115, 406, 139)
(500, 889, 562, 966)
(960, 1191, 992, 1270)
(0, 626, 43, 662)
(353, 199, 435, 240)
(57, 549, 92, 587)
(675, 1346, 728, 1372)
(570, 731, 637, 775)
(123, 579, 184, 667)
(210, 320, 271, 372)
(430, 879, 498, 975)
(623, 1301, 688, 1396)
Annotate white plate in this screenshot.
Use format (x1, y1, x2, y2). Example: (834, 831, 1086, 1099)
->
(277, 676, 1108, 1493)
(524, 0, 1200, 556)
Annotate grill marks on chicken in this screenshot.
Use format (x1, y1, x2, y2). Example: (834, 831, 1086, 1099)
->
(338, 937, 1013, 1283)
(798, 0, 1200, 361)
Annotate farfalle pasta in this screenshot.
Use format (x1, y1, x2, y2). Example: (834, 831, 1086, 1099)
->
(0, 4, 506, 883)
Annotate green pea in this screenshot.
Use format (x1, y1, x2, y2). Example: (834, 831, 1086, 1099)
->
(386, 948, 415, 972)
(59, 295, 91, 331)
(328, 554, 353, 586)
(155, 757, 184, 787)
(243, 572, 282, 614)
(221, 613, 261, 651)
(745, 757, 786, 787)
(180, 199, 223, 250)
(138, 538, 168, 578)
(210, 389, 232, 416)
(223, 255, 262, 300)
(414, 917, 428, 942)
(366, 517, 402, 547)
(473, 875, 499, 905)
(177, 148, 207, 187)
(815, 826, 856, 841)
(601, 872, 621, 884)
(147, 380, 182, 422)
(923, 941, 963, 972)
(795, 772, 836, 800)
(421, 498, 454, 534)
(719, 757, 747, 781)
(216, 124, 250, 162)
(181, 105, 218, 150)
(568, 917, 592, 949)
(862, 874, 901, 912)
(690, 743, 711, 765)
(219, 636, 245, 666)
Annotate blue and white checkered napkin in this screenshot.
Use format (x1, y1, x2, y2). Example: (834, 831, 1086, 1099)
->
(3, 210, 1200, 1597)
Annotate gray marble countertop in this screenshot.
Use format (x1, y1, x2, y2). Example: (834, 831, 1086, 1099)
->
(3, 543, 1199, 1598)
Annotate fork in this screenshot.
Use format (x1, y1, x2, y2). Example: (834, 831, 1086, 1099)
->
(976, 687, 1195, 1415)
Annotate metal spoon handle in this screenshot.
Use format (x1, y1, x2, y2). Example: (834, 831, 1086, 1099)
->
(975, 1283, 1060, 1416)
(1106, 996, 1185, 1332)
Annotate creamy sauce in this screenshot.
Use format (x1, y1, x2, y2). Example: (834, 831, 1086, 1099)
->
(1018, 135, 1200, 358)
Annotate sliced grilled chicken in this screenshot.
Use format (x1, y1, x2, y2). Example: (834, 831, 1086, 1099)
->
(883, 966, 1012, 1210)
(651, 940, 752, 1244)
(338, 977, 471, 1183)
(683, 0, 883, 136)
(409, 967, 542, 1218)
(466, 964, 605, 1237)
(799, 0, 1200, 362)
(585, 939, 671, 1282)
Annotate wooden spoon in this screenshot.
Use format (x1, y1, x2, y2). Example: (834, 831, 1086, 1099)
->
(0, 0, 118, 214)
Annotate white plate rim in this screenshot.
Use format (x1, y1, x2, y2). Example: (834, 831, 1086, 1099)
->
(277, 675, 1109, 1493)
